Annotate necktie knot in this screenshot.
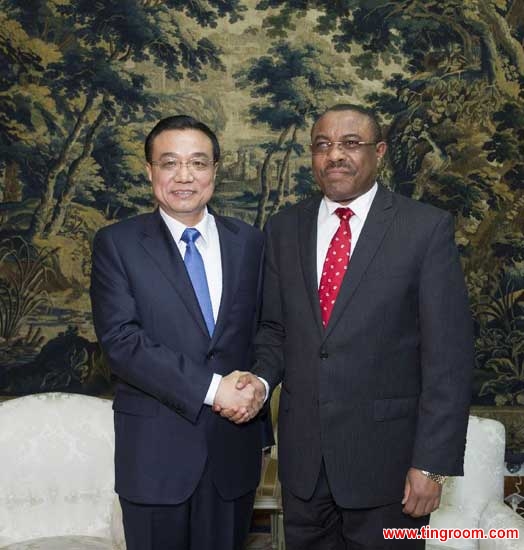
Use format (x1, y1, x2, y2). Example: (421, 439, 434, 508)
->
(335, 207, 354, 222)
(181, 227, 200, 244)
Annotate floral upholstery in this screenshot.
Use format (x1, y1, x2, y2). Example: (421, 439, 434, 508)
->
(0, 392, 125, 550)
(428, 416, 524, 550)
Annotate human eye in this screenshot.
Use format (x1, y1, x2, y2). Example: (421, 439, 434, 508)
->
(161, 159, 179, 170)
(313, 141, 331, 152)
(190, 158, 211, 170)
(342, 140, 360, 150)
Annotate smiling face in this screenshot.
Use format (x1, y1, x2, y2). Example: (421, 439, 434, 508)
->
(311, 109, 387, 204)
(146, 128, 217, 226)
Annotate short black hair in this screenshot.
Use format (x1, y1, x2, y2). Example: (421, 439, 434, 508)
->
(312, 104, 383, 142)
(144, 115, 220, 163)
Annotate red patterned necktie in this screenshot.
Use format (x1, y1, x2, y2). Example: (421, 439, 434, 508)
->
(319, 207, 354, 328)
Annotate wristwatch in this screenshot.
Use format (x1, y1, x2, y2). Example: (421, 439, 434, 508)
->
(420, 470, 448, 485)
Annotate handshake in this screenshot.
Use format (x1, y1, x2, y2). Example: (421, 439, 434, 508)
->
(212, 371, 266, 424)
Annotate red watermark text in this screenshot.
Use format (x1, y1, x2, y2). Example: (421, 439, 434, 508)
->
(383, 526, 519, 542)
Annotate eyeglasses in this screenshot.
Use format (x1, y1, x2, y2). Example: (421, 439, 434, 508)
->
(311, 140, 378, 155)
(150, 158, 216, 173)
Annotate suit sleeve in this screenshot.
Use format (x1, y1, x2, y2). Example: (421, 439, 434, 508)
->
(411, 212, 474, 475)
(250, 235, 276, 448)
(253, 219, 286, 391)
(90, 228, 212, 424)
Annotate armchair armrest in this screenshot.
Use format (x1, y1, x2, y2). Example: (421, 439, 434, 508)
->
(479, 501, 524, 550)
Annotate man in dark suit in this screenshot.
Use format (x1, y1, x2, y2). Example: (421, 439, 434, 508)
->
(90, 115, 265, 550)
(232, 104, 474, 548)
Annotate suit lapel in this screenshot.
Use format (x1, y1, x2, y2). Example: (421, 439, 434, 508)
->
(298, 196, 325, 336)
(211, 214, 243, 348)
(323, 185, 396, 339)
(138, 210, 209, 337)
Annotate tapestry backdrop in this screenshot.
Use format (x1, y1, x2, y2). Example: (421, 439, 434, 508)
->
(1, 1, 523, 449)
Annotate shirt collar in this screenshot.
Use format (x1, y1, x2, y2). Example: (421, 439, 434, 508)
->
(320, 182, 378, 221)
(159, 207, 212, 246)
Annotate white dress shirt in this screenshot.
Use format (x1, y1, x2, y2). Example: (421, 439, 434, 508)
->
(258, 183, 379, 404)
(159, 207, 222, 405)
(316, 183, 378, 286)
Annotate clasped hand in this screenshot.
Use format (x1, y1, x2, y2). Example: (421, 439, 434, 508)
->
(212, 371, 265, 424)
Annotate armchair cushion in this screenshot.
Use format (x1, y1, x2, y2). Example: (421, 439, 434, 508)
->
(479, 501, 524, 550)
(0, 536, 113, 550)
(428, 506, 479, 549)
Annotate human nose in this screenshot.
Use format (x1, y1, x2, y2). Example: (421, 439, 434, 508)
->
(326, 141, 346, 161)
(174, 162, 194, 181)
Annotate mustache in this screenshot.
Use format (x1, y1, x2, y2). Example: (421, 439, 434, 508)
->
(324, 160, 355, 170)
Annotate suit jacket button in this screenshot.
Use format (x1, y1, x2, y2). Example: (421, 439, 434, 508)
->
(319, 350, 329, 359)
(207, 351, 215, 360)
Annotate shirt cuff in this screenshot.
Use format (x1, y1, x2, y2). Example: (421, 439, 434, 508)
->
(204, 373, 222, 406)
(258, 377, 270, 404)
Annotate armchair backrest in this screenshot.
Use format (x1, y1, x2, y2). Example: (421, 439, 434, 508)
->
(0, 392, 115, 546)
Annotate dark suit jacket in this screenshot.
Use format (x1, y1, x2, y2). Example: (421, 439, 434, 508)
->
(90, 209, 264, 505)
(253, 185, 474, 508)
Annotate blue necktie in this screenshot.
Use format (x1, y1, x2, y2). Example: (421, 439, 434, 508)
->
(181, 228, 215, 336)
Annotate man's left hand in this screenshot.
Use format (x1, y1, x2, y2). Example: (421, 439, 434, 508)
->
(402, 467, 442, 518)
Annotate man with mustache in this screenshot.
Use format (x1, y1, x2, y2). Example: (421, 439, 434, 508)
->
(90, 115, 266, 550)
(231, 104, 474, 548)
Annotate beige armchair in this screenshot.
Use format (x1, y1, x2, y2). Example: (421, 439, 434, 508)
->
(428, 416, 524, 550)
(0, 392, 125, 550)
